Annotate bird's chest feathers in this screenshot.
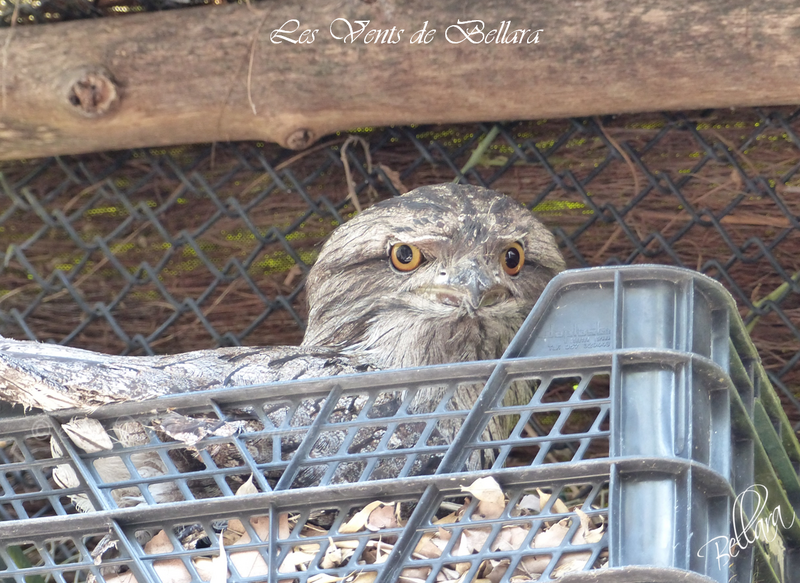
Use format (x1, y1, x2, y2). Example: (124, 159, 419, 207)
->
(347, 308, 519, 369)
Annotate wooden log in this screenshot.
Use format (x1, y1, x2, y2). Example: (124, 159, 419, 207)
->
(0, 0, 798, 159)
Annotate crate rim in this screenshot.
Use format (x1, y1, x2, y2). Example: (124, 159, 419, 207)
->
(0, 456, 735, 541)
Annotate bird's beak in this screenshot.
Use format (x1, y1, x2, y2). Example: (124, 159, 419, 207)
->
(454, 269, 509, 310)
(421, 260, 510, 312)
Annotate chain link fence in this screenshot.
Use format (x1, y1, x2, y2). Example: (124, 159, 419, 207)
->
(1, 108, 799, 431)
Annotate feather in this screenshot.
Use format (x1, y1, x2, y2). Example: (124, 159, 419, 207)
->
(0, 184, 565, 483)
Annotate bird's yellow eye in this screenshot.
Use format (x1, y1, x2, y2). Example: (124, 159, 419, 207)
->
(390, 243, 423, 272)
(501, 242, 524, 276)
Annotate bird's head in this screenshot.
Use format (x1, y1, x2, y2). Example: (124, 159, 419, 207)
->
(302, 184, 566, 368)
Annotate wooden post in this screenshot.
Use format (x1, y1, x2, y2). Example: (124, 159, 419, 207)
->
(0, 0, 798, 159)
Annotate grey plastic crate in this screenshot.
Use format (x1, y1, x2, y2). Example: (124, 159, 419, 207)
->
(0, 265, 797, 583)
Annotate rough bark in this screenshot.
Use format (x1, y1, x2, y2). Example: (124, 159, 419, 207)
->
(0, 0, 797, 159)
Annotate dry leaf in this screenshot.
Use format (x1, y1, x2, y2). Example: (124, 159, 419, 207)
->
(517, 494, 540, 512)
(462, 477, 506, 520)
(209, 537, 227, 583)
(224, 477, 268, 569)
(308, 574, 349, 583)
(227, 516, 270, 577)
(194, 558, 214, 581)
(484, 559, 510, 583)
(537, 489, 569, 515)
(433, 512, 458, 525)
(144, 530, 193, 583)
(235, 474, 258, 496)
(321, 538, 344, 569)
(551, 551, 592, 576)
(102, 572, 140, 583)
(461, 477, 504, 506)
(586, 526, 604, 544)
(64, 417, 113, 453)
(340, 501, 387, 534)
(330, 539, 359, 550)
(229, 546, 269, 578)
(414, 537, 442, 559)
(518, 554, 551, 576)
(491, 526, 528, 552)
(50, 442, 96, 511)
(435, 566, 462, 581)
(298, 543, 324, 553)
(430, 535, 450, 554)
(475, 499, 505, 520)
(367, 503, 398, 531)
(571, 508, 604, 544)
(533, 519, 570, 549)
(454, 527, 491, 556)
(374, 541, 392, 565)
(451, 532, 471, 557)
(399, 567, 432, 581)
(144, 530, 175, 554)
(279, 550, 318, 572)
(279, 513, 291, 539)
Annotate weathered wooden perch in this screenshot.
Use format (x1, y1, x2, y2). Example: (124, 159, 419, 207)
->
(0, 0, 799, 159)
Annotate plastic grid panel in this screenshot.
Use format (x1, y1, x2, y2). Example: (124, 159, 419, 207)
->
(388, 477, 609, 583)
(0, 361, 616, 515)
(0, 523, 142, 583)
(473, 371, 611, 472)
(0, 262, 795, 582)
(0, 419, 94, 520)
(0, 471, 610, 583)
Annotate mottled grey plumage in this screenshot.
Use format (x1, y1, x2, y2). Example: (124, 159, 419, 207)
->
(303, 184, 565, 463)
(304, 184, 565, 367)
(0, 183, 566, 571)
(0, 343, 371, 411)
(0, 184, 564, 484)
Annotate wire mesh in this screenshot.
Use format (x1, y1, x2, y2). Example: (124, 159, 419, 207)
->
(1, 108, 799, 434)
